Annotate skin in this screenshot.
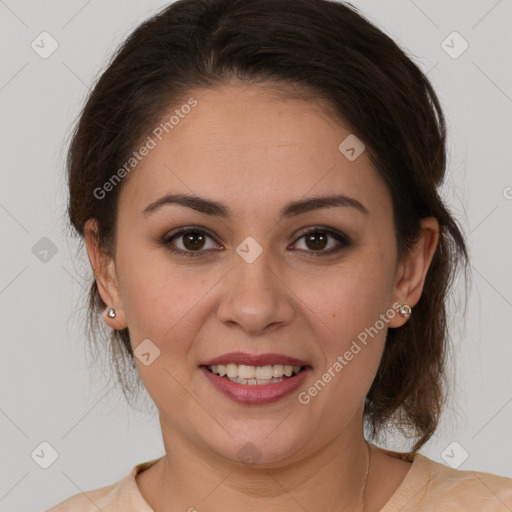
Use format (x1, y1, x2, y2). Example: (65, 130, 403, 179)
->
(85, 82, 439, 511)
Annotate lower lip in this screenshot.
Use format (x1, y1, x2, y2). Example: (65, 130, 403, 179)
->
(200, 366, 311, 405)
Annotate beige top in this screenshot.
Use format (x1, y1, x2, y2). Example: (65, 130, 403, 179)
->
(45, 451, 512, 511)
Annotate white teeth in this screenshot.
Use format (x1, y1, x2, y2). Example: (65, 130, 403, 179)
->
(255, 365, 273, 380)
(227, 376, 285, 385)
(283, 365, 293, 377)
(226, 364, 238, 378)
(207, 363, 303, 382)
(272, 364, 284, 378)
(238, 365, 255, 379)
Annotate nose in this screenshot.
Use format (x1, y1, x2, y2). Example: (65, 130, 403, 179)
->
(216, 248, 295, 336)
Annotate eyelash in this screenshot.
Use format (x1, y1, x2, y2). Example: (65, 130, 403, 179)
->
(161, 226, 352, 258)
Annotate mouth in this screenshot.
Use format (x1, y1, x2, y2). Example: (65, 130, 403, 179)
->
(199, 353, 312, 404)
(204, 363, 306, 386)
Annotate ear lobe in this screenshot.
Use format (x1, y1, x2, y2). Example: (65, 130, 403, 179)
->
(388, 217, 440, 328)
(84, 218, 127, 330)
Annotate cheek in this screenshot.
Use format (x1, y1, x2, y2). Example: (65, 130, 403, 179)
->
(291, 252, 394, 394)
(115, 246, 209, 350)
(295, 274, 390, 419)
(116, 257, 213, 404)
(296, 254, 394, 336)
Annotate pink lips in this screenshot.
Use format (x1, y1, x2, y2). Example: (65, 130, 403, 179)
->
(199, 352, 312, 405)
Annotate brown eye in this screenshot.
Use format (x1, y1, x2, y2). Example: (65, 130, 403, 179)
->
(182, 230, 206, 250)
(162, 227, 221, 257)
(304, 232, 329, 251)
(292, 227, 352, 255)
(162, 226, 351, 258)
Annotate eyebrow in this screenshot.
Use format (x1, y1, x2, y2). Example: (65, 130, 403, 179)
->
(142, 193, 368, 219)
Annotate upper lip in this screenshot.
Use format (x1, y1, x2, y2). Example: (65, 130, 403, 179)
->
(200, 352, 311, 367)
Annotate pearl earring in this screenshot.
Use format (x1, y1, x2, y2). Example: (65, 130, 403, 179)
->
(107, 308, 116, 318)
(399, 304, 412, 319)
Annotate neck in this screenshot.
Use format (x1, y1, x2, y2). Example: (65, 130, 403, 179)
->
(139, 419, 372, 512)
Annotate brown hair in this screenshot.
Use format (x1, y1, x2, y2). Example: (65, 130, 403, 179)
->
(66, 0, 468, 452)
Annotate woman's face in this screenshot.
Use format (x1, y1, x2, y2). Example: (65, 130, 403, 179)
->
(89, 83, 426, 466)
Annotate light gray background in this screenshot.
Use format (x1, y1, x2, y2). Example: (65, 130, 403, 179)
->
(0, 1, 511, 510)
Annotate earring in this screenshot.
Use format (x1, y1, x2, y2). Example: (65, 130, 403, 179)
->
(399, 304, 412, 319)
(107, 307, 116, 318)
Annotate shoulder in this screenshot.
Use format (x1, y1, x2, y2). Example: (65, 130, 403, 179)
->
(44, 458, 161, 512)
(404, 454, 512, 512)
(44, 480, 119, 512)
(425, 455, 512, 507)
(383, 452, 512, 511)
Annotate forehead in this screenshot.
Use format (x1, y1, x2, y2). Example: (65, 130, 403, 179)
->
(118, 84, 391, 219)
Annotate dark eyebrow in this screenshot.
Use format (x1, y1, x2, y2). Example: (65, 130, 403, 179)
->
(142, 193, 368, 218)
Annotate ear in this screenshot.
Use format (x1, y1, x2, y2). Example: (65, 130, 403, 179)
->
(388, 217, 440, 328)
(84, 218, 127, 330)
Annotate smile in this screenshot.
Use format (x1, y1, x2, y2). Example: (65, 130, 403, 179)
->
(206, 364, 304, 385)
(200, 364, 311, 405)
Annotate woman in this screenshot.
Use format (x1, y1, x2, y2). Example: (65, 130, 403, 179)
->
(47, 0, 512, 510)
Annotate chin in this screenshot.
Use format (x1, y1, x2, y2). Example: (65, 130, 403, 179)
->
(203, 423, 314, 468)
